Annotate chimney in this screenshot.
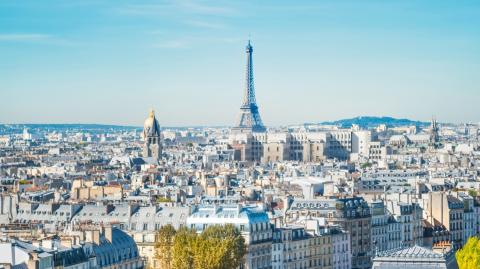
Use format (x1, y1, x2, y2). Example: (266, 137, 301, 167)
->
(104, 226, 113, 243)
(11, 241, 16, 266)
(27, 252, 39, 269)
(27, 260, 38, 269)
(93, 230, 100, 245)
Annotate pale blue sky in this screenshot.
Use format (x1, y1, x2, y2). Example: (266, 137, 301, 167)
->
(1, 0, 479, 126)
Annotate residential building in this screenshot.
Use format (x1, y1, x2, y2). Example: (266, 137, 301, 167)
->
(187, 203, 272, 269)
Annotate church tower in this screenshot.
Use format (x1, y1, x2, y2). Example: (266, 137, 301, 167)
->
(143, 109, 162, 160)
(429, 116, 440, 149)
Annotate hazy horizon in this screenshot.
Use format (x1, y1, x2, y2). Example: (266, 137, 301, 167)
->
(1, 0, 479, 126)
(0, 115, 458, 128)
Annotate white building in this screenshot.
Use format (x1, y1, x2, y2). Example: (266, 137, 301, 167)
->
(386, 201, 423, 247)
(373, 245, 457, 269)
(331, 227, 352, 269)
(457, 193, 476, 245)
(352, 130, 371, 157)
(370, 200, 389, 253)
(187, 203, 272, 269)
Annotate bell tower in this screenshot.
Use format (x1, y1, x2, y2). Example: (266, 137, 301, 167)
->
(143, 109, 162, 160)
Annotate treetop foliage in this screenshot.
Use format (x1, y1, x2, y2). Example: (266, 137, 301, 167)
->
(155, 224, 246, 269)
(456, 236, 480, 269)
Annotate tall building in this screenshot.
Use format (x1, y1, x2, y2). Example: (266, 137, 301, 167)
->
(232, 41, 266, 133)
(143, 109, 162, 160)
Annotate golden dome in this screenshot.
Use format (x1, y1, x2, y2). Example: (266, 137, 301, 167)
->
(143, 109, 160, 138)
(144, 109, 155, 128)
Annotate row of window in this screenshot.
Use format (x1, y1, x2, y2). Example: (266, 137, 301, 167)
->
(130, 222, 177, 230)
(19, 210, 70, 216)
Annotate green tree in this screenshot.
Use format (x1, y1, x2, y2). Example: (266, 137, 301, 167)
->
(164, 224, 246, 269)
(468, 189, 478, 197)
(157, 196, 173, 203)
(155, 224, 176, 269)
(360, 163, 371, 169)
(172, 227, 197, 269)
(456, 236, 480, 269)
(194, 224, 246, 269)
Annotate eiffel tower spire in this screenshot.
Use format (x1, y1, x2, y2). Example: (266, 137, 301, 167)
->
(233, 40, 266, 133)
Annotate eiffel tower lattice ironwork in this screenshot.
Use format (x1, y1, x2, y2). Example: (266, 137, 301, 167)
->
(233, 40, 266, 133)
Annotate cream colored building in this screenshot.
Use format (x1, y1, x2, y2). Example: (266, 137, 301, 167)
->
(272, 226, 333, 269)
(230, 130, 375, 163)
(426, 192, 464, 250)
(71, 179, 124, 201)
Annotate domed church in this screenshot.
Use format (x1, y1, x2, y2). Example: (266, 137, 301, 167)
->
(143, 109, 162, 161)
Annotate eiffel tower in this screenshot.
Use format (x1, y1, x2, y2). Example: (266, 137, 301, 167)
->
(232, 40, 266, 133)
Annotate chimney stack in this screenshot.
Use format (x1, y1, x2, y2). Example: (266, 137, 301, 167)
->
(11, 241, 16, 266)
(104, 226, 113, 243)
(93, 230, 100, 245)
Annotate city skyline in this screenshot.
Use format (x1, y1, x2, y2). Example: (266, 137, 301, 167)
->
(2, 2, 480, 268)
(1, 0, 479, 126)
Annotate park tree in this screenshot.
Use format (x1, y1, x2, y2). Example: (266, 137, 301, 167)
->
(456, 236, 480, 269)
(172, 227, 197, 269)
(155, 224, 176, 269)
(200, 224, 246, 269)
(156, 224, 246, 269)
(192, 224, 246, 269)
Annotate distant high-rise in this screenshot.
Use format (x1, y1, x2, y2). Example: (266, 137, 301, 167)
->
(143, 109, 162, 160)
(232, 41, 266, 133)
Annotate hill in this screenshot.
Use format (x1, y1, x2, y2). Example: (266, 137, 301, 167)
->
(319, 116, 429, 128)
